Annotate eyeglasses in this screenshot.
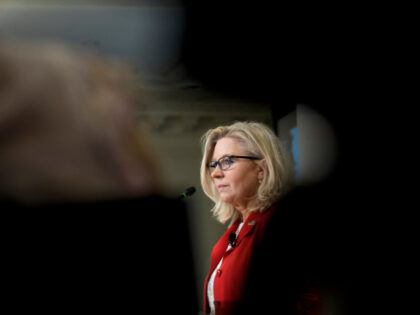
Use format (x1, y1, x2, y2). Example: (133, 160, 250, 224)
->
(207, 155, 260, 172)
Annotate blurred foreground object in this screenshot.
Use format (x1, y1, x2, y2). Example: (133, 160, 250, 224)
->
(0, 40, 160, 205)
(0, 40, 197, 314)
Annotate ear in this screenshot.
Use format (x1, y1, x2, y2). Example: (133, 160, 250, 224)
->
(257, 159, 266, 180)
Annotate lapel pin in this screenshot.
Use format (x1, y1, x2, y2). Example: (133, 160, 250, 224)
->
(248, 221, 256, 226)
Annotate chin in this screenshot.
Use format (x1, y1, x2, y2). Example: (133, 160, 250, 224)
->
(219, 194, 233, 205)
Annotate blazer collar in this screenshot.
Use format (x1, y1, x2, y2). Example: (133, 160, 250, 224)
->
(233, 204, 277, 247)
(212, 205, 276, 260)
(227, 211, 260, 250)
(237, 212, 258, 242)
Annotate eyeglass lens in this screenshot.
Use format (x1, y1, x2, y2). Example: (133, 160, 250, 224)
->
(208, 156, 231, 171)
(219, 157, 231, 170)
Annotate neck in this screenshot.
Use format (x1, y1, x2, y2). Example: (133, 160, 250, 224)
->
(241, 211, 250, 222)
(235, 199, 258, 222)
(235, 206, 250, 222)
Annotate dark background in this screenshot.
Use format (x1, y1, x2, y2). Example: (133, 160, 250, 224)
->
(179, 2, 379, 198)
(3, 196, 198, 314)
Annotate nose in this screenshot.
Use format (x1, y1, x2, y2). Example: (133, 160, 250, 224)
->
(211, 165, 224, 179)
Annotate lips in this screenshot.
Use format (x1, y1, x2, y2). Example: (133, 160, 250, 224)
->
(217, 184, 228, 190)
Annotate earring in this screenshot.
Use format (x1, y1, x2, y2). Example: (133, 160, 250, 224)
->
(258, 178, 262, 184)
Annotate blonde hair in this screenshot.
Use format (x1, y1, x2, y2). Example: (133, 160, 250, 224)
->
(200, 121, 294, 225)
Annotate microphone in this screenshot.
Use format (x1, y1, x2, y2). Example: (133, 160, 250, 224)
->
(178, 186, 196, 200)
(228, 232, 237, 248)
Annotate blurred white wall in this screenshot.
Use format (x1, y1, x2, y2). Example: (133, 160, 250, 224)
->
(0, 1, 186, 80)
(277, 105, 337, 186)
(297, 104, 337, 186)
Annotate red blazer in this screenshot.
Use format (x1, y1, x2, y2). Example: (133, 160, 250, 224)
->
(203, 206, 275, 314)
(203, 202, 324, 315)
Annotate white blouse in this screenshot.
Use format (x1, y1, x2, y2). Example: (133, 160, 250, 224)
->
(207, 222, 244, 315)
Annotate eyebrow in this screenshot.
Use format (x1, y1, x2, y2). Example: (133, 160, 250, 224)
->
(210, 154, 231, 162)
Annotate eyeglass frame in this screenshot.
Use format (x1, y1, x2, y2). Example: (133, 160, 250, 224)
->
(207, 155, 260, 172)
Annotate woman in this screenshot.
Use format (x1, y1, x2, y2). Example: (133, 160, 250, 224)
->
(200, 121, 324, 315)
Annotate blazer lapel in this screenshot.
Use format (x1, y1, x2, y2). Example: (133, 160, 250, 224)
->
(233, 212, 259, 247)
(209, 221, 240, 271)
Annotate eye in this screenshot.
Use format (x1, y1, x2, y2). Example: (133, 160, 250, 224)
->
(208, 161, 217, 168)
(220, 157, 232, 168)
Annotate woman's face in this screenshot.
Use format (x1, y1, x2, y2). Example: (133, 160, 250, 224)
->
(210, 137, 263, 211)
